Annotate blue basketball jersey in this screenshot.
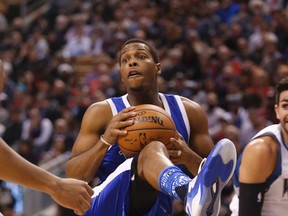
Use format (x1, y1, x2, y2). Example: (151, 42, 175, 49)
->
(86, 93, 191, 216)
(97, 93, 190, 182)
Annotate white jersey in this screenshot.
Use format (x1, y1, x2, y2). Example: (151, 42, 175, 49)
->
(230, 124, 288, 216)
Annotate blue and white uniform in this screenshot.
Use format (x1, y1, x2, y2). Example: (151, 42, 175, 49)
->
(230, 124, 288, 216)
(85, 93, 191, 216)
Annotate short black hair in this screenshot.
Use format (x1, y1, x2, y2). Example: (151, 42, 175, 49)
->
(275, 77, 288, 104)
(119, 38, 159, 64)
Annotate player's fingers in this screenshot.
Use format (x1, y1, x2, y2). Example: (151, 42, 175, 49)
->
(118, 119, 134, 129)
(74, 209, 81, 215)
(73, 205, 85, 216)
(174, 131, 184, 140)
(118, 106, 137, 118)
(168, 150, 181, 157)
(122, 106, 136, 112)
(84, 182, 94, 196)
(73, 198, 90, 216)
(165, 141, 174, 150)
(79, 197, 91, 212)
(81, 190, 92, 204)
(170, 138, 181, 149)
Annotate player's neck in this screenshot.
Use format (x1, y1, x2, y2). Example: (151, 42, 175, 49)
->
(127, 92, 163, 108)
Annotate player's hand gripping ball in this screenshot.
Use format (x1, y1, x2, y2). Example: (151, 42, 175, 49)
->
(118, 104, 176, 158)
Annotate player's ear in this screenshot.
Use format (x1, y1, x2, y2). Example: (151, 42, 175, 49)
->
(274, 104, 280, 120)
(156, 63, 161, 75)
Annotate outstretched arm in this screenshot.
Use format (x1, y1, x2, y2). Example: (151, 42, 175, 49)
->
(0, 137, 93, 215)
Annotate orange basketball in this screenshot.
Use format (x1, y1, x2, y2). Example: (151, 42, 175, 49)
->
(118, 104, 176, 158)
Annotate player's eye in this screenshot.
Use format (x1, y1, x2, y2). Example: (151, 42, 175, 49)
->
(138, 55, 146, 60)
(121, 58, 129, 64)
(282, 104, 288, 109)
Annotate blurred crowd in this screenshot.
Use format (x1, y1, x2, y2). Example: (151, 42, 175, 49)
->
(0, 0, 288, 215)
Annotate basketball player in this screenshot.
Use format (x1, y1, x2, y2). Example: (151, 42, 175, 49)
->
(0, 61, 93, 215)
(230, 77, 288, 216)
(66, 38, 237, 215)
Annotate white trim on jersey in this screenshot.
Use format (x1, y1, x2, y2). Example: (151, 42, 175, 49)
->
(106, 98, 118, 116)
(174, 95, 190, 135)
(159, 93, 171, 115)
(122, 94, 130, 107)
(92, 158, 133, 198)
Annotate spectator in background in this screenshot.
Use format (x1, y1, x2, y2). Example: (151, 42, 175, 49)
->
(0, 12, 8, 35)
(21, 107, 53, 153)
(245, 65, 274, 100)
(39, 137, 66, 165)
(197, 1, 221, 41)
(205, 92, 232, 142)
(47, 14, 69, 55)
(239, 106, 271, 150)
(0, 98, 8, 136)
(226, 93, 248, 131)
(161, 47, 187, 81)
(62, 13, 92, 59)
(28, 28, 50, 64)
(216, 0, 240, 24)
(16, 139, 39, 165)
(52, 118, 75, 152)
(2, 108, 23, 147)
(276, 63, 288, 83)
(168, 72, 197, 99)
(0, 180, 16, 216)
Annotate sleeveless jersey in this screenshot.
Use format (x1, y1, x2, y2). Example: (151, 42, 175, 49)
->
(232, 124, 288, 216)
(96, 93, 190, 182)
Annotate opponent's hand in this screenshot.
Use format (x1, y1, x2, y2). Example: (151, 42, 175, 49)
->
(101, 106, 137, 145)
(49, 178, 94, 215)
(168, 132, 192, 165)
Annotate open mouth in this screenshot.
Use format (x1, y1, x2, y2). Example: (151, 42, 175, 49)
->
(128, 70, 142, 78)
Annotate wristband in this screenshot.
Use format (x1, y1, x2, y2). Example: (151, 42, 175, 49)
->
(100, 135, 113, 146)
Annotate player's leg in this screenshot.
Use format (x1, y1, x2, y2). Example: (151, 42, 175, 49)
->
(129, 141, 184, 215)
(137, 138, 237, 216)
(129, 156, 171, 215)
(184, 138, 237, 216)
(84, 158, 133, 216)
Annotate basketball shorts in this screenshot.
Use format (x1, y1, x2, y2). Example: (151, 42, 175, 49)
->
(84, 157, 173, 216)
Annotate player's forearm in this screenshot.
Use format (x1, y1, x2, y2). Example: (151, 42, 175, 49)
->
(66, 142, 109, 181)
(239, 182, 265, 216)
(0, 138, 59, 193)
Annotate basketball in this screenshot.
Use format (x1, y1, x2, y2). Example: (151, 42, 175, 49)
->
(118, 104, 176, 158)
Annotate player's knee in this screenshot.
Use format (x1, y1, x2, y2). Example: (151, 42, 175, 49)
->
(140, 141, 167, 156)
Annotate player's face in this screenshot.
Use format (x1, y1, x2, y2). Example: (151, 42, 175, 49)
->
(119, 42, 161, 92)
(275, 90, 288, 135)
